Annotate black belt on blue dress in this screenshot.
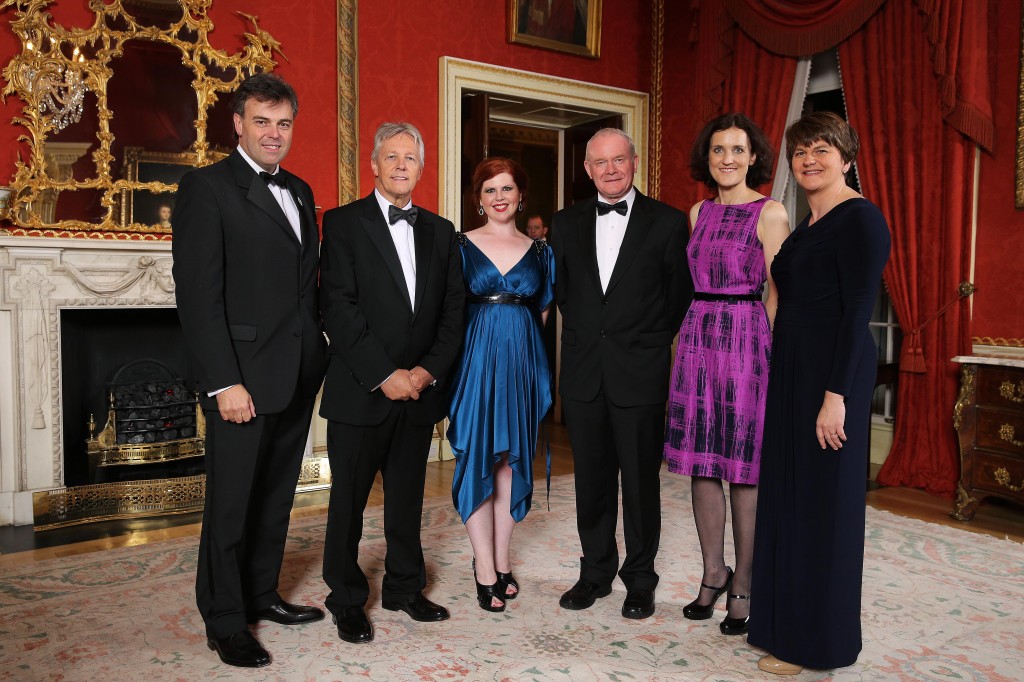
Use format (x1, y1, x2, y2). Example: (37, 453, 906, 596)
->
(467, 292, 534, 305)
(693, 291, 762, 302)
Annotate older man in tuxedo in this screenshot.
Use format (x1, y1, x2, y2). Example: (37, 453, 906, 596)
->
(173, 73, 328, 668)
(319, 122, 465, 644)
(552, 128, 691, 620)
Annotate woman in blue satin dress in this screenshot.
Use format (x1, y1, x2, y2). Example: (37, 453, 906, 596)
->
(447, 157, 554, 613)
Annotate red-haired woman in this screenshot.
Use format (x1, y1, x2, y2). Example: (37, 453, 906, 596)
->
(447, 157, 554, 613)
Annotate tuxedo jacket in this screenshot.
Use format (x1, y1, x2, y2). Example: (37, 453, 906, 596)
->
(551, 189, 692, 407)
(171, 150, 328, 414)
(318, 193, 465, 427)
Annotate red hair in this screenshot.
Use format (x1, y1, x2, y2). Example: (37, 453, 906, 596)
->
(471, 157, 529, 207)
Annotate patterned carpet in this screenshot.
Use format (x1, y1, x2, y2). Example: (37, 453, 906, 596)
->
(0, 473, 1021, 681)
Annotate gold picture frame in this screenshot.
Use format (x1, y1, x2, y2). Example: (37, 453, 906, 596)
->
(119, 148, 227, 230)
(508, 0, 602, 59)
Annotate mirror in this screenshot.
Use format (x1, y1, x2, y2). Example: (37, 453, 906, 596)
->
(0, 0, 284, 236)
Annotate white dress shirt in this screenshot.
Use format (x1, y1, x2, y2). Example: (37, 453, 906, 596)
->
(374, 188, 417, 309)
(595, 187, 635, 292)
(237, 145, 302, 244)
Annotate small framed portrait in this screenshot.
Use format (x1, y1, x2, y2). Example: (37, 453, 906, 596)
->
(120, 148, 226, 231)
(508, 0, 601, 59)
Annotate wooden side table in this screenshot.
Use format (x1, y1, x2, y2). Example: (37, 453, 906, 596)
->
(951, 355, 1024, 521)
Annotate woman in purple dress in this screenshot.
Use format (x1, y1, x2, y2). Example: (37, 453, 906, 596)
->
(664, 113, 790, 635)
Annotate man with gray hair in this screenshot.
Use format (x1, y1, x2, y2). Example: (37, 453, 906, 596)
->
(552, 127, 691, 621)
(318, 121, 465, 644)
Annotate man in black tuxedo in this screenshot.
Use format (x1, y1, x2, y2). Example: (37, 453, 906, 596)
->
(552, 128, 691, 620)
(172, 73, 328, 668)
(319, 122, 464, 644)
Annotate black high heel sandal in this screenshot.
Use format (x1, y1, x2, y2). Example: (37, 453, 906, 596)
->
(682, 567, 733, 620)
(719, 593, 749, 635)
(496, 571, 519, 600)
(473, 559, 506, 612)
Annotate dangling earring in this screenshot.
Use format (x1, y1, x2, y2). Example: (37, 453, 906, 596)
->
(478, 206, 484, 216)
(517, 202, 523, 212)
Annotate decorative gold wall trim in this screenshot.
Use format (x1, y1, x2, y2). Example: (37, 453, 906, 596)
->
(439, 57, 649, 228)
(648, 0, 665, 200)
(337, 0, 359, 205)
(973, 336, 1024, 348)
(1016, 2, 1024, 209)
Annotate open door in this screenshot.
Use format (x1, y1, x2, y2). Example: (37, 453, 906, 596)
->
(461, 91, 489, 231)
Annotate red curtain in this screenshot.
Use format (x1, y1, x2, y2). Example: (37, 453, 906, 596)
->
(840, 2, 973, 498)
(691, 3, 797, 194)
(913, 0, 994, 151)
(722, 29, 798, 187)
(722, 0, 886, 56)
(701, 0, 993, 496)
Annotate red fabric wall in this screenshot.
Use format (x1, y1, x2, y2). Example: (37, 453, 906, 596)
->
(973, 0, 1024, 345)
(356, 0, 650, 212)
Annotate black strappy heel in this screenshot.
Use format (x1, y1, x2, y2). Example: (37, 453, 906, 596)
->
(682, 567, 733, 620)
(496, 571, 519, 600)
(473, 559, 506, 612)
(719, 593, 750, 635)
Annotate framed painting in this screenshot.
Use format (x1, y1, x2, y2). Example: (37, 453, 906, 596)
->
(120, 148, 226, 230)
(508, 0, 601, 58)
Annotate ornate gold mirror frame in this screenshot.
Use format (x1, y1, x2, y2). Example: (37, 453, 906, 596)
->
(0, 0, 283, 237)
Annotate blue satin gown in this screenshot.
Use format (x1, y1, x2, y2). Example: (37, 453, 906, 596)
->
(447, 234, 554, 523)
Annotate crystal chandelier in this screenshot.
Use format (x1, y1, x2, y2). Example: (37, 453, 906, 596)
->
(21, 38, 88, 132)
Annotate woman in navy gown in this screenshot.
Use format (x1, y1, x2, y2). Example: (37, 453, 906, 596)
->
(448, 157, 554, 612)
(748, 112, 890, 675)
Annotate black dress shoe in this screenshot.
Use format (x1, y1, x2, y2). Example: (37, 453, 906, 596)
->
(381, 592, 450, 622)
(248, 600, 325, 625)
(558, 578, 612, 610)
(621, 588, 656, 619)
(207, 630, 270, 668)
(333, 606, 374, 643)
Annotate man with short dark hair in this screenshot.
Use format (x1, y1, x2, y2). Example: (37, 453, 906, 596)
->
(526, 214, 549, 240)
(552, 128, 691, 621)
(319, 121, 465, 644)
(173, 72, 328, 668)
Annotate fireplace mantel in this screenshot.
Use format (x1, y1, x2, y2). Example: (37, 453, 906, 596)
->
(0, 236, 176, 525)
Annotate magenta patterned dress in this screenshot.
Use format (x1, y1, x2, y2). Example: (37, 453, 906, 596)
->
(664, 198, 772, 484)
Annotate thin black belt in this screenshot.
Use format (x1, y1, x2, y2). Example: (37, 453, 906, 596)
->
(693, 291, 762, 302)
(467, 292, 534, 305)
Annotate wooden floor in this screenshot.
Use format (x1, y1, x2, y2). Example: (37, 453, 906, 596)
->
(1, 420, 1021, 570)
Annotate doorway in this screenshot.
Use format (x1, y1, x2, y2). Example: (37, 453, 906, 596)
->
(439, 58, 649, 424)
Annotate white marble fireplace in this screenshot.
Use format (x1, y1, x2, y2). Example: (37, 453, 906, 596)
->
(0, 235, 180, 525)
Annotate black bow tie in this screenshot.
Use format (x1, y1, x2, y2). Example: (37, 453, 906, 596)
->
(259, 171, 286, 188)
(596, 200, 628, 216)
(388, 205, 418, 225)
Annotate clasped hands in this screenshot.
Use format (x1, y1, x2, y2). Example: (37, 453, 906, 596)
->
(381, 366, 434, 401)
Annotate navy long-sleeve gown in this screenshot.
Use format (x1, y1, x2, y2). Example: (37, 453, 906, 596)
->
(748, 198, 890, 669)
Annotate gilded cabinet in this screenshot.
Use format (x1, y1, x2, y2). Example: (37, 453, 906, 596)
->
(951, 357, 1024, 521)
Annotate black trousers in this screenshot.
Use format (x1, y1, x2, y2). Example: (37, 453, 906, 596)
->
(562, 391, 665, 592)
(195, 393, 314, 639)
(322, 404, 434, 612)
